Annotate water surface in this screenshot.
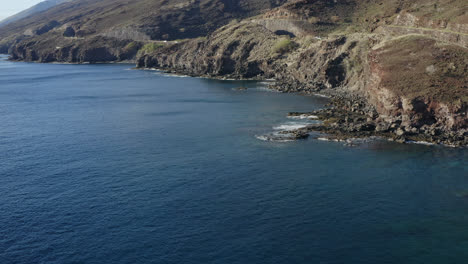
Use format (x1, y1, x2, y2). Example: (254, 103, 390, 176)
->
(0, 55, 467, 264)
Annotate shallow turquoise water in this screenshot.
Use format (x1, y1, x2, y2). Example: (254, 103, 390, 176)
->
(0, 55, 467, 264)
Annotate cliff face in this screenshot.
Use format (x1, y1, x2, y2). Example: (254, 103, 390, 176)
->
(136, 24, 367, 98)
(1, 0, 467, 145)
(9, 34, 142, 63)
(367, 36, 467, 133)
(137, 23, 279, 78)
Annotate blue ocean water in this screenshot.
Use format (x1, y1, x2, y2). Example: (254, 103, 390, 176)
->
(0, 55, 467, 264)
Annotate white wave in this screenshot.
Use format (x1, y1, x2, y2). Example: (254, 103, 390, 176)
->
(255, 135, 270, 141)
(316, 137, 345, 142)
(273, 122, 311, 131)
(313, 93, 331, 98)
(161, 73, 190, 78)
(215, 77, 238, 81)
(407, 140, 436, 146)
(287, 114, 318, 120)
(259, 81, 276, 85)
(255, 134, 294, 142)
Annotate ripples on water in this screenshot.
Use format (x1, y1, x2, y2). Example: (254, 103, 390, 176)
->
(0, 55, 467, 264)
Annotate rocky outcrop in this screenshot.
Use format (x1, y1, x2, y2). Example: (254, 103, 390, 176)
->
(366, 35, 467, 143)
(10, 35, 142, 63)
(272, 35, 373, 95)
(286, 105, 467, 146)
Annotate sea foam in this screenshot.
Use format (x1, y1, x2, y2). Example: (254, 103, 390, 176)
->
(287, 114, 318, 120)
(273, 122, 311, 131)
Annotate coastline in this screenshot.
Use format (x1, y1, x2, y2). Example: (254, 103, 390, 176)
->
(138, 65, 466, 147)
(3, 55, 467, 147)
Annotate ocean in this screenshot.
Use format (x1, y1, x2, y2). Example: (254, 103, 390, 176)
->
(0, 55, 467, 264)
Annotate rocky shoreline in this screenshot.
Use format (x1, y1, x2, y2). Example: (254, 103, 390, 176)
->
(3, 48, 466, 147)
(285, 102, 467, 147)
(144, 63, 467, 147)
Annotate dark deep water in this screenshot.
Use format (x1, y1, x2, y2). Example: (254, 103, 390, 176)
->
(0, 55, 467, 264)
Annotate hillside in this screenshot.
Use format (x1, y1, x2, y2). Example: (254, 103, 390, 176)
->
(0, 0, 467, 146)
(0, 0, 72, 28)
(0, 0, 287, 53)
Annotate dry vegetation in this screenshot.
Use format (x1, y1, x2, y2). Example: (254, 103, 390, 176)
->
(374, 35, 468, 104)
(272, 38, 297, 54)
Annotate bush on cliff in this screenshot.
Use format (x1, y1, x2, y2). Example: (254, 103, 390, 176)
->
(272, 38, 297, 54)
(124, 42, 140, 52)
(139, 43, 164, 55)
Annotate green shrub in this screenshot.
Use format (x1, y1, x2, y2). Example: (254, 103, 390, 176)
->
(139, 43, 164, 54)
(272, 38, 297, 54)
(124, 42, 138, 51)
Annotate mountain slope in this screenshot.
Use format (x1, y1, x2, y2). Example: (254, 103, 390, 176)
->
(0, 0, 287, 40)
(0, 0, 287, 54)
(0, 0, 71, 28)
